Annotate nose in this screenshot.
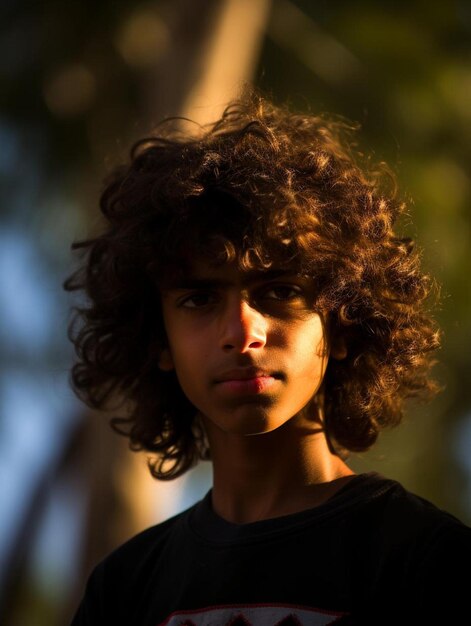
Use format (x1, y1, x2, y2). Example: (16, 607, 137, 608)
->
(220, 297, 267, 353)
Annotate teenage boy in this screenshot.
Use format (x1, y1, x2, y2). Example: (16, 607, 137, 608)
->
(66, 90, 471, 624)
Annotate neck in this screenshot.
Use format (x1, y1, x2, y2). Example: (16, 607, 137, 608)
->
(205, 415, 355, 524)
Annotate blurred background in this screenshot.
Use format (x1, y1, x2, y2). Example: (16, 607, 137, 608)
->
(1, 0, 470, 623)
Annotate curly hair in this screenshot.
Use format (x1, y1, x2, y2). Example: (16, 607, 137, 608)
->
(64, 88, 441, 479)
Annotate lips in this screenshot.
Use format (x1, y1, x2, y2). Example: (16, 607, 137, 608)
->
(214, 368, 280, 395)
(215, 367, 274, 382)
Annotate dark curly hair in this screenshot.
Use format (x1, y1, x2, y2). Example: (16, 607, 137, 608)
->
(64, 88, 441, 479)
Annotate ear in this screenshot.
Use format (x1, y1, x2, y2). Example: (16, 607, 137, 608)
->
(158, 347, 174, 371)
(330, 335, 348, 361)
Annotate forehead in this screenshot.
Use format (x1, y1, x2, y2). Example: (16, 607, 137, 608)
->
(165, 258, 302, 289)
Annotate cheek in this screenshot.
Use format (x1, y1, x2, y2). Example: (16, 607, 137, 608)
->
(168, 333, 211, 387)
(291, 321, 328, 378)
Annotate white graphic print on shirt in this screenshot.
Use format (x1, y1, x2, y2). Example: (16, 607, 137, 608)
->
(159, 603, 349, 625)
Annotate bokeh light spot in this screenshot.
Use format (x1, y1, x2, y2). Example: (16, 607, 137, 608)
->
(43, 63, 96, 118)
(115, 7, 169, 68)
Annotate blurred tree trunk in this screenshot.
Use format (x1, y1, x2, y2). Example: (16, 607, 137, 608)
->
(125, 0, 272, 530)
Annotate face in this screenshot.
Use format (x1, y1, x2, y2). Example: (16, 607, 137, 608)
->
(159, 259, 331, 437)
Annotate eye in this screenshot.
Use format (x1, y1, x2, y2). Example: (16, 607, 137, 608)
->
(262, 284, 303, 301)
(179, 292, 216, 309)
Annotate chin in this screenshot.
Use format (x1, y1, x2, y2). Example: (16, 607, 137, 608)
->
(217, 408, 292, 437)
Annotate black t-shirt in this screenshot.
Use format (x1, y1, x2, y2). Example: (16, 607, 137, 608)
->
(71, 472, 471, 624)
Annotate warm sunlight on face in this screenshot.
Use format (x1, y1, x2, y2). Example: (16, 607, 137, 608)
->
(159, 259, 329, 437)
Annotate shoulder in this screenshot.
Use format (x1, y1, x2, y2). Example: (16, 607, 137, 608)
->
(330, 472, 471, 568)
(339, 473, 471, 573)
(381, 481, 471, 565)
(355, 474, 471, 618)
(84, 502, 196, 596)
(71, 501, 200, 624)
(99, 503, 194, 578)
(380, 476, 468, 531)
(351, 472, 470, 534)
(69, 510, 186, 625)
(341, 474, 471, 620)
(399, 496, 471, 620)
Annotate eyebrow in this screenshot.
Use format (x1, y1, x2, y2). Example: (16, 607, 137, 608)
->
(168, 269, 296, 290)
